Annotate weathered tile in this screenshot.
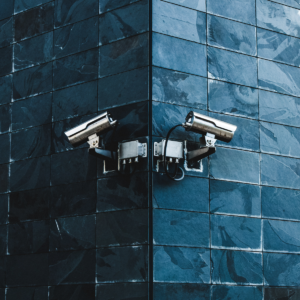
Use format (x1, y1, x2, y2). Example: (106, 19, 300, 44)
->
(99, 0, 141, 13)
(0, 75, 12, 105)
(49, 285, 95, 300)
(262, 186, 300, 221)
(208, 15, 256, 55)
(163, 0, 206, 12)
(6, 253, 48, 286)
(264, 253, 300, 286)
(153, 210, 209, 247)
(14, 32, 53, 71)
(13, 62, 53, 100)
(0, 194, 8, 224)
(15, 0, 51, 13)
(99, 0, 148, 45)
(153, 33, 206, 76)
(50, 215, 96, 251)
(153, 67, 207, 110)
(211, 215, 261, 250)
(96, 209, 148, 247)
(53, 49, 98, 90)
(97, 246, 148, 282)
(211, 286, 262, 300)
(98, 67, 148, 110)
(0, 225, 7, 255)
(261, 154, 300, 189)
(53, 81, 97, 122)
(0, 258, 4, 288)
(0, 133, 10, 164)
(153, 0, 206, 44)
(208, 47, 257, 88)
(0, 164, 9, 194)
(0, 0, 13, 21)
(10, 156, 50, 192)
(153, 174, 209, 212)
(54, 0, 98, 28)
(11, 93, 52, 131)
(259, 89, 300, 128)
(6, 287, 48, 300)
(0, 46, 12, 76)
(99, 33, 149, 77)
(207, 0, 255, 25)
(14, 2, 54, 42)
(54, 17, 98, 59)
(11, 124, 51, 161)
(210, 148, 260, 184)
(8, 220, 49, 254)
(211, 249, 263, 285)
(210, 180, 261, 217)
(271, 0, 300, 8)
(264, 287, 300, 300)
(153, 246, 210, 283)
(0, 17, 13, 48)
(0, 104, 11, 134)
(49, 250, 95, 284)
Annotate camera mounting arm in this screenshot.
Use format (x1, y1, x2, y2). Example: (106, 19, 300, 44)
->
(87, 133, 117, 160)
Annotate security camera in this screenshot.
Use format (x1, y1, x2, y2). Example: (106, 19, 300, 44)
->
(182, 111, 237, 161)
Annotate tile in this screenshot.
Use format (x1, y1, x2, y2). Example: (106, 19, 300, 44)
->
(258, 59, 300, 97)
(99, 0, 148, 45)
(0, 164, 9, 194)
(260, 121, 300, 158)
(49, 250, 96, 284)
(258, 28, 300, 68)
(257, 0, 300, 38)
(0, 104, 11, 134)
(54, 17, 98, 59)
(97, 283, 148, 300)
(54, 0, 98, 28)
(162, 0, 206, 12)
(51, 148, 97, 186)
(0, 290, 4, 300)
(261, 154, 300, 189)
(264, 287, 300, 300)
(96, 209, 148, 247)
(50, 215, 96, 251)
(153, 67, 207, 110)
(210, 147, 260, 184)
(49, 285, 95, 300)
(153, 174, 209, 212)
(14, 0, 51, 12)
(0, 17, 13, 48)
(207, 0, 255, 25)
(264, 252, 300, 286)
(99, 33, 149, 77)
(51, 113, 96, 153)
(0, 225, 7, 255)
(259, 90, 300, 127)
(211, 215, 261, 250)
(0, 75, 12, 105)
(153, 0, 206, 44)
(264, 219, 300, 253)
(97, 173, 148, 212)
(153, 210, 209, 247)
(13, 62, 53, 100)
(0, 257, 3, 288)
(208, 15, 256, 55)
(0, 133, 10, 164)
(153, 33, 206, 76)
(10, 156, 50, 192)
(53, 49, 98, 90)
(0, 0, 13, 21)
(11, 124, 51, 161)
(8, 220, 49, 255)
(0, 194, 8, 224)
(271, 0, 300, 8)
(96, 246, 148, 282)
(153, 246, 210, 283)
(208, 47, 257, 88)
(6, 287, 48, 300)
(262, 186, 300, 221)
(14, 2, 54, 42)
(209, 112, 260, 151)
(99, 0, 141, 13)
(11, 93, 52, 131)
(210, 180, 261, 217)
(6, 253, 48, 286)
(98, 67, 148, 110)
(53, 81, 97, 122)
(153, 283, 210, 300)
(211, 286, 262, 300)
(211, 249, 263, 285)
(51, 180, 96, 218)
(9, 187, 50, 223)
(0, 46, 12, 76)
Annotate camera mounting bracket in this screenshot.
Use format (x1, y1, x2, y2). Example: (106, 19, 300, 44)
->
(87, 134, 117, 160)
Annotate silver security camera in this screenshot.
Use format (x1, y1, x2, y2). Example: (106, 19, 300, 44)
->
(182, 111, 237, 161)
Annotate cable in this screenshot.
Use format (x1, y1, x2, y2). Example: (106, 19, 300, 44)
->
(164, 124, 185, 181)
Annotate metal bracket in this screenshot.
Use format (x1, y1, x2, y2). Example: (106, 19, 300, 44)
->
(89, 147, 117, 160)
(87, 134, 100, 148)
